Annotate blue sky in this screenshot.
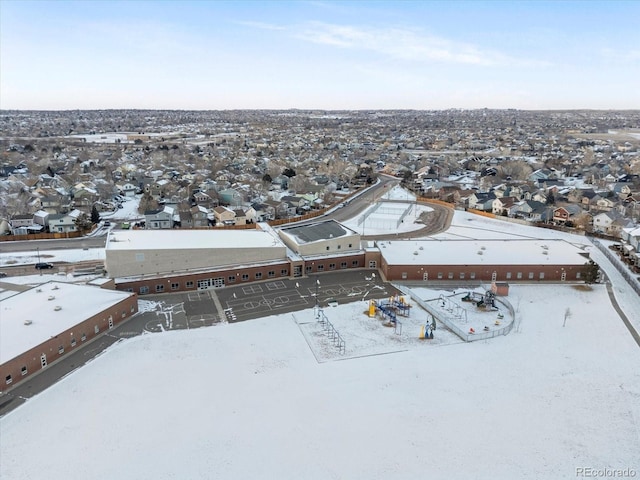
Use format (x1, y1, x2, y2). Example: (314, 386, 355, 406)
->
(1, 0, 638, 110)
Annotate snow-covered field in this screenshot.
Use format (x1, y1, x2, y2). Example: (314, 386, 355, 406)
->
(2, 188, 640, 479)
(1, 283, 639, 480)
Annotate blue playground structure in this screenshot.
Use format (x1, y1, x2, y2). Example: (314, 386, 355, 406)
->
(370, 296, 412, 334)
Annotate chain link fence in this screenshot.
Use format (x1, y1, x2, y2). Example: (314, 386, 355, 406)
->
(590, 238, 640, 297)
(393, 283, 518, 343)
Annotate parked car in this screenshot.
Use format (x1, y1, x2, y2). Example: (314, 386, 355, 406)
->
(104, 221, 111, 226)
(35, 262, 54, 270)
(0, 272, 7, 278)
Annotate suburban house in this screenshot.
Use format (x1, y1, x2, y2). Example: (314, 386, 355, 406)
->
(213, 206, 236, 225)
(190, 205, 209, 227)
(621, 226, 640, 250)
(71, 184, 99, 208)
(251, 202, 275, 222)
(37, 188, 71, 214)
(48, 209, 83, 233)
(467, 192, 496, 211)
(10, 214, 43, 235)
(145, 206, 174, 229)
(118, 183, 138, 197)
(591, 196, 617, 212)
(192, 191, 215, 208)
(263, 199, 293, 219)
(511, 200, 548, 222)
(218, 188, 243, 207)
(233, 209, 248, 225)
(592, 211, 634, 237)
(553, 205, 583, 224)
(492, 196, 517, 216)
(33, 210, 49, 230)
(178, 209, 194, 228)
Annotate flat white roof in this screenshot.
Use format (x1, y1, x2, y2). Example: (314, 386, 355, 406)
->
(0, 281, 133, 364)
(106, 229, 285, 251)
(378, 239, 590, 266)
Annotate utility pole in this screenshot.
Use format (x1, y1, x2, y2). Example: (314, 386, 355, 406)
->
(314, 278, 321, 319)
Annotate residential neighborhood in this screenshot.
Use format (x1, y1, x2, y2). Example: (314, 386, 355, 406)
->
(1, 109, 639, 270)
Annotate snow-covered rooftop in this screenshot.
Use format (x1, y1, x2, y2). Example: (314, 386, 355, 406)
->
(106, 228, 285, 251)
(378, 239, 590, 266)
(279, 220, 357, 244)
(0, 281, 133, 364)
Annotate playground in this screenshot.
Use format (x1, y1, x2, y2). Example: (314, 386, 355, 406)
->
(405, 286, 517, 341)
(294, 294, 464, 362)
(294, 286, 516, 362)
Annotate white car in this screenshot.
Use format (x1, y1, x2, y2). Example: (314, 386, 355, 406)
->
(327, 298, 338, 307)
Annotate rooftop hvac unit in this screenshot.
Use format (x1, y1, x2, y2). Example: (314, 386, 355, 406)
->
(24, 320, 33, 326)
(48, 295, 55, 301)
(54, 306, 62, 311)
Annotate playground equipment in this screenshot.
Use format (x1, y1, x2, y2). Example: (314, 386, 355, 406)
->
(419, 314, 437, 340)
(316, 307, 346, 355)
(438, 294, 468, 323)
(475, 291, 498, 311)
(369, 296, 412, 334)
(369, 296, 412, 323)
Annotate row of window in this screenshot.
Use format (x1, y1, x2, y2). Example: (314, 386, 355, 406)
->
(5, 309, 133, 385)
(306, 261, 359, 274)
(402, 271, 580, 280)
(136, 269, 292, 294)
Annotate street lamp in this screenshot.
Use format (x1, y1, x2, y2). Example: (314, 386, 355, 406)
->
(314, 278, 321, 320)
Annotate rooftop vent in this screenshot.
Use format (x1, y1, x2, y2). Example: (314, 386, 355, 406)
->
(48, 295, 55, 301)
(36, 288, 42, 293)
(52, 285, 59, 290)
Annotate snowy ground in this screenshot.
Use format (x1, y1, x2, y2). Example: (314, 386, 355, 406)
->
(2, 189, 640, 479)
(1, 284, 639, 480)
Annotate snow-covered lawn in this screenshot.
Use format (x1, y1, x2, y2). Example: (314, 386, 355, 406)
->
(1, 284, 639, 480)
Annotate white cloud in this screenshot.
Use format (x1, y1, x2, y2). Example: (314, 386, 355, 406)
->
(293, 22, 550, 68)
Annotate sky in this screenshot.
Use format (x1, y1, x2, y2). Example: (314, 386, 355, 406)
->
(0, 1, 639, 111)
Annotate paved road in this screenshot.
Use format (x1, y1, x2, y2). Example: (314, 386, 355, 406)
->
(0, 235, 107, 252)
